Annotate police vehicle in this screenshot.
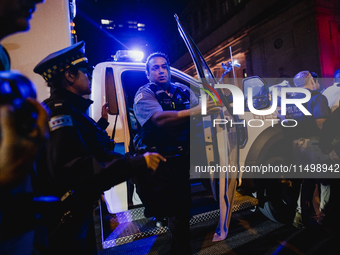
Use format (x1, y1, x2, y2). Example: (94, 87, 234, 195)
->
(89, 15, 297, 249)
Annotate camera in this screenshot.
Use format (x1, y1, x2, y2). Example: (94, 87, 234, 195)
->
(0, 71, 38, 136)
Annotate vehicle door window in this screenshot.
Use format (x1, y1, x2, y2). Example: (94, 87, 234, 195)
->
(121, 70, 148, 135)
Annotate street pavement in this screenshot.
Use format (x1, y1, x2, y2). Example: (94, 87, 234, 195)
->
(98, 208, 339, 255)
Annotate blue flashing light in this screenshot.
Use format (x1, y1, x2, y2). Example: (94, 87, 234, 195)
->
(114, 50, 144, 62)
(33, 196, 59, 202)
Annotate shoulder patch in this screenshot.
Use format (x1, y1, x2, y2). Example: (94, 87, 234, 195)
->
(49, 115, 73, 131)
(134, 92, 143, 104)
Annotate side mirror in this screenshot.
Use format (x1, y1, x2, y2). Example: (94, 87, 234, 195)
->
(242, 76, 270, 110)
(105, 67, 119, 115)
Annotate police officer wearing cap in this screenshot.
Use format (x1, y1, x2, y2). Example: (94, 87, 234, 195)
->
(34, 41, 165, 255)
(133, 52, 219, 254)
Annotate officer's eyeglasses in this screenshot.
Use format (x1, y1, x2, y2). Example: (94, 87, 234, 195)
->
(78, 66, 94, 80)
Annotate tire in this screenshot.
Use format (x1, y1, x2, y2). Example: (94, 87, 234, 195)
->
(257, 156, 301, 224)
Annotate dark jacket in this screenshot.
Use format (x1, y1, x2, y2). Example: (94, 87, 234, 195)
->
(281, 90, 329, 139)
(320, 106, 340, 156)
(37, 88, 149, 254)
(39, 88, 148, 197)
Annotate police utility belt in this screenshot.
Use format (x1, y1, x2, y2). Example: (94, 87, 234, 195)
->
(148, 83, 191, 157)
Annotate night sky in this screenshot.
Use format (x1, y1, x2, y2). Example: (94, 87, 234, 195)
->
(74, 0, 191, 66)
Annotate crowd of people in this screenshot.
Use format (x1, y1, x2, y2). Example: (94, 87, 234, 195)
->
(277, 69, 340, 230)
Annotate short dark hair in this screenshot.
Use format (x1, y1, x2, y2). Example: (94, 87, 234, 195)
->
(145, 52, 170, 73)
(310, 72, 318, 79)
(334, 68, 340, 82)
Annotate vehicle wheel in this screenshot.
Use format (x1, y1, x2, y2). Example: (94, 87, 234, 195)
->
(257, 156, 301, 224)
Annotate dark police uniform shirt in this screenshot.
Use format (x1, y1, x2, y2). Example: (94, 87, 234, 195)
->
(282, 89, 329, 138)
(39, 88, 149, 201)
(133, 82, 198, 152)
(133, 82, 197, 222)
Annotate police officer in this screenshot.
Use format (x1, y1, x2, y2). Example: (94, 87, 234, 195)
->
(34, 42, 165, 255)
(133, 52, 219, 254)
(286, 71, 330, 228)
(319, 101, 340, 230)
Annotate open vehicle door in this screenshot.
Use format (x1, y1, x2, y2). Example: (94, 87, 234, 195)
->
(174, 14, 238, 241)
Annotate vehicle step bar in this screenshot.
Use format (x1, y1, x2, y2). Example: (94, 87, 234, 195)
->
(99, 192, 258, 249)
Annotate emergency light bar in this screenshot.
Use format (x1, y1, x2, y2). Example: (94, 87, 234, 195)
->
(114, 50, 144, 62)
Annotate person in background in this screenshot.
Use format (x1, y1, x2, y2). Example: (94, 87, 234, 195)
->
(0, 1, 51, 254)
(322, 68, 340, 112)
(34, 41, 165, 255)
(319, 99, 340, 230)
(0, 0, 44, 71)
(0, 72, 51, 255)
(0, 0, 47, 188)
(288, 71, 330, 229)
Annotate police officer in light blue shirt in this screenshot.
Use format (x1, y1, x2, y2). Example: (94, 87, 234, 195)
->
(133, 52, 219, 254)
(134, 80, 199, 151)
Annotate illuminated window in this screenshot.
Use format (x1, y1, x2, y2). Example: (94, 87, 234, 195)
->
(101, 19, 113, 25)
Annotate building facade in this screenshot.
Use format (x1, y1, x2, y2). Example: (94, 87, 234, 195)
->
(173, 0, 340, 88)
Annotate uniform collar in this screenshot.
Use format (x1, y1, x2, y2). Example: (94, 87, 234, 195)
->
(151, 82, 174, 91)
(51, 88, 93, 113)
(150, 82, 176, 94)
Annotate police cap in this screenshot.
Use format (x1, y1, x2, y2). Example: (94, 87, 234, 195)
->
(34, 41, 88, 82)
